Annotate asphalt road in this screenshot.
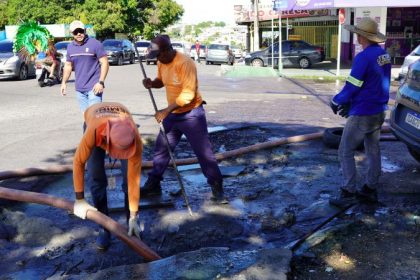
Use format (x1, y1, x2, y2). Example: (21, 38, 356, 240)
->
(0, 61, 347, 171)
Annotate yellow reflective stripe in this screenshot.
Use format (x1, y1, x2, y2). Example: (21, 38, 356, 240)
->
(347, 76, 364, 87)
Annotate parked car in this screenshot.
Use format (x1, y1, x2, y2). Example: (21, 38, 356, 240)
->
(244, 40, 325, 69)
(54, 41, 71, 63)
(0, 40, 35, 80)
(135, 41, 150, 61)
(103, 39, 136, 65)
(205, 43, 234, 65)
(171, 42, 188, 55)
(232, 47, 243, 59)
(145, 45, 157, 65)
(398, 44, 420, 81)
(190, 45, 206, 59)
(390, 59, 420, 162)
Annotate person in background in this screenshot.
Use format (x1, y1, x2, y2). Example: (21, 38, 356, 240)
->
(194, 40, 201, 63)
(329, 17, 391, 208)
(141, 34, 226, 204)
(72, 102, 143, 250)
(60, 20, 109, 112)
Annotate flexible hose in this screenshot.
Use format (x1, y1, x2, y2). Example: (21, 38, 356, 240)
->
(0, 127, 392, 180)
(0, 186, 161, 261)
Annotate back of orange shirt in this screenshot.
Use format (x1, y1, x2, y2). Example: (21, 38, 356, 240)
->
(73, 102, 142, 213)
(157, 52, 203, 113)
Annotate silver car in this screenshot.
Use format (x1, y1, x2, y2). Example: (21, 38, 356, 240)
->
(398, 44, 420, 81)
(205, 43, 234, 65)
(0, 40, 35, 80)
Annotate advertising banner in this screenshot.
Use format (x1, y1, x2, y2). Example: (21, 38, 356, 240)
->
(353, 7, 387, 56)
(288, 0, 334, 11)
(234, 0, 330, 23)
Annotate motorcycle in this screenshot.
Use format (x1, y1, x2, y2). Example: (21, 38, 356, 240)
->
(35, 52, 64, 87)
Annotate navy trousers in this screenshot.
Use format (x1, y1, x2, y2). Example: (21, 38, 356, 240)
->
(84, 123, 128, 219)
(148, 105, 222, 185)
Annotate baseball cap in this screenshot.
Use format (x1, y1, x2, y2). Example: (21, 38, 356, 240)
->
(69, 20, 85, 33)
(97, 118, 137, 159)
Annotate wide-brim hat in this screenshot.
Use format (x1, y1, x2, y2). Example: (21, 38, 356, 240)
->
(344, 17, 386, 43)
(96, 118, 137, 159)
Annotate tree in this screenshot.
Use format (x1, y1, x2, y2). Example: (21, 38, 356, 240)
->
(0, 0, 8, 29)
(142, 0, 183, 39)
(4, 0, 67, 26)
(1, 0, 183, 40)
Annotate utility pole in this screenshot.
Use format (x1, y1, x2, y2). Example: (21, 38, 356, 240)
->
(253, 0, 260, 51)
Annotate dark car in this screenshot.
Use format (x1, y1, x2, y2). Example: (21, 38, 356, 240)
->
(0, 40, 35, 80)
(103, 39, 135, 66)
(390, 59, 420, 162)
(244, 40, 325, 69)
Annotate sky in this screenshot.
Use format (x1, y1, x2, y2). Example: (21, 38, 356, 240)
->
(174, 0, 249, 25)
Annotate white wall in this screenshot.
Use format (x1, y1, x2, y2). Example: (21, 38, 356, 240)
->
(335, 0, 418, 7)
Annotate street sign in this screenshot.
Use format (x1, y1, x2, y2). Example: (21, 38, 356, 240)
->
(272, 0, 288, 11)
(339, 8, 345, 24)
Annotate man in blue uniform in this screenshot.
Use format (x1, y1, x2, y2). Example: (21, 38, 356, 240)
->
(329, 17, 391, 207)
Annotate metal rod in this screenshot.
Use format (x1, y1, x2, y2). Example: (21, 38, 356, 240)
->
(135, 49, 193, 216)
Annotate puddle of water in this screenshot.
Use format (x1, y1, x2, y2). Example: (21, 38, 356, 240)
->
(381, 156, 402, 173)
(181, 126, 227, 140)
(208, 126, 228, 133)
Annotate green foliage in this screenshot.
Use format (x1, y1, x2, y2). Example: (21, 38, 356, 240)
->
(1, 0, 183, 40)
(142, 0, 184, 39)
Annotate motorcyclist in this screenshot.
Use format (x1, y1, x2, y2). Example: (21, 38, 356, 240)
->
(36, 42, 60, 87)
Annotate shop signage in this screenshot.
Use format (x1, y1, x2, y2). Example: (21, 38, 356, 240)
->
(288, 0, 334, 11)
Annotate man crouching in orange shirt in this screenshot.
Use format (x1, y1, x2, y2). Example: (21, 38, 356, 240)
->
(72, 102, 142, 250)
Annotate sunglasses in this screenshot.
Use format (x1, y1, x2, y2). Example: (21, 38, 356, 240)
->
(72, 28, 85, 35)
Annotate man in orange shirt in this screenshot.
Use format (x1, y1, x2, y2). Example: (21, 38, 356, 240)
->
(72, 102, 143, 250)
(142, 34, 226, 203)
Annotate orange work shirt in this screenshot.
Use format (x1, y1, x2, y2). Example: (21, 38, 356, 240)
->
(73, 102, 143, 213)
(157, 52, 203, 113)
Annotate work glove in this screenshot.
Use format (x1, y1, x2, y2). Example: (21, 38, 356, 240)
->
(142, 78, 152, 89)
(338, 104, 350, 118)
(330, 99, 340, 114)
(73, 199, 97, 219)
(128, 216, 141, 238)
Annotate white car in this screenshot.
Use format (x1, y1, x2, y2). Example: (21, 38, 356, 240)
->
(135, 41, 150, 61)
(399, 44, 420, 80)
(171, 42, 188, 55)
(232, 48, 243, 59)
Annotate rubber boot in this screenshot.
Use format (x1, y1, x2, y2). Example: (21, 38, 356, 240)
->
(329, 188, 358, 208)
(357, 184, 378, 203)
(96, 228, 111, 250)
(210, 181, 228, 204)
(140, 177, 162, 197)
